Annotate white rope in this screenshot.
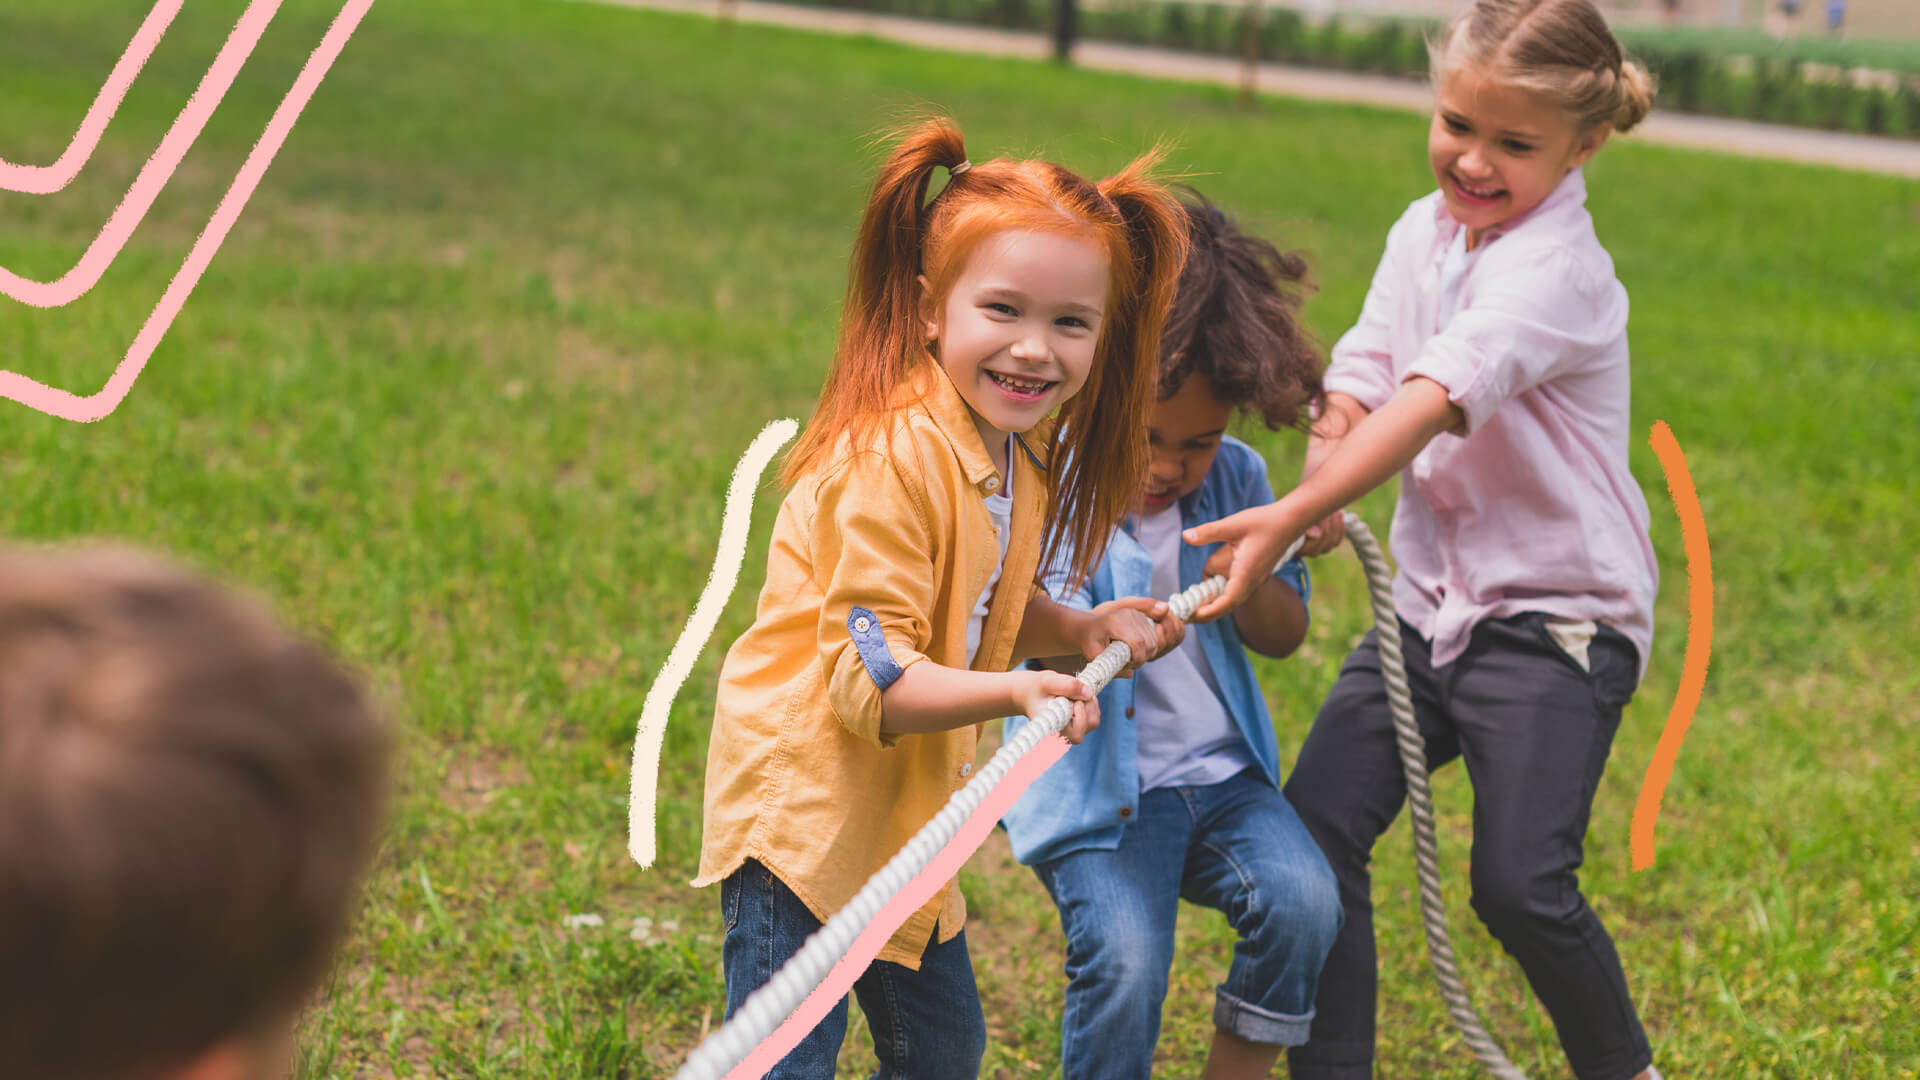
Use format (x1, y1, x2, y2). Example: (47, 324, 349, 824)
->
(671, 557, 1256, 1080)
(676, 516, 1525, 1079)
(1342, 513, 1526, 1079)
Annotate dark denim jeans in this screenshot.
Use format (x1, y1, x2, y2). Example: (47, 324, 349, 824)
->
(1032, 768, 1342, 1080)
(720, 859, 986, 1080)
(1284, 613, 1654, 1080)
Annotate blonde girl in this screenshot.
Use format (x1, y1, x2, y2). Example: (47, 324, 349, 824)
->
(694, 118, 1190, 1079)
(1183, 3, 1666, 1078)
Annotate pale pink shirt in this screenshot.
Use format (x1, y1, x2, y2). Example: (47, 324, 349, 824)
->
(1324, 168, 1658, 681)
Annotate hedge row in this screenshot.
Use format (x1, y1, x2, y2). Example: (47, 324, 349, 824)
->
(772, 0, 1920, 140)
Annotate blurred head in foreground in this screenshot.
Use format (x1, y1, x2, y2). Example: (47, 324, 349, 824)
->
(0, 544, 390, 1080)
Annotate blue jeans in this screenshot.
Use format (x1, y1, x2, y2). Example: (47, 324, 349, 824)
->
(1032, 769, 1342, 1080)
(720, 859, 987, 1080)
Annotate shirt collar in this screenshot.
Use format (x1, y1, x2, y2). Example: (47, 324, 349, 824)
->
(1433, 166, 1588, 247)
(905, 358, 1003, 492)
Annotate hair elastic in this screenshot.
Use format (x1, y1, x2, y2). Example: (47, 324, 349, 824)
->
(950, 159, 972, 176)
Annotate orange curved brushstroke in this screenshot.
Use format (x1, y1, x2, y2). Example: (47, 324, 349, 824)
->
(1633, 421, 1713, 871)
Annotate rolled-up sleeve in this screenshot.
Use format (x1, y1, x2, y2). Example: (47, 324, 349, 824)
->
(809, 452, 937, 747)
(1324, 219, 1409, 413)
(1405, 248, 1622, 436)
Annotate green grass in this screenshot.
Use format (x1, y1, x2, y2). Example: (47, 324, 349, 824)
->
(2, 0, 1916, 1076)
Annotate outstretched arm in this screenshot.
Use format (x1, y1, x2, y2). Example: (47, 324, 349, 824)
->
(880, 662, 1101, 742)
(1296, 391, 1370, 556)
(1181, 377, 1462, 621)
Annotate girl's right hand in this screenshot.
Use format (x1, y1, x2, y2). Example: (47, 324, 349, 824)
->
(1081, 597, 1175, 676)
(1015, 670, 1101, 744)
(1180, 503, 1305, 622)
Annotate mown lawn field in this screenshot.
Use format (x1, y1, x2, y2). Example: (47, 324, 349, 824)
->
(2, 0, 1915, 1076)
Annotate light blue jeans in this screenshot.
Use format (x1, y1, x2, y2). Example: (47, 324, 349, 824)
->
(1032, 769, 1341, 1080)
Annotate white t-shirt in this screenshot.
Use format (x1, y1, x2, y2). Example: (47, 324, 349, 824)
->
(965, 440, 1014, 669)
(1130, 504, 1254, 791)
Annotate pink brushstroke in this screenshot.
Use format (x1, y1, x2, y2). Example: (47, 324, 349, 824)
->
(720, 732, 1073, 1080)
(0, 0, 184, 195)
(0, 0, 283, 307)
(0, 0, 376, 422)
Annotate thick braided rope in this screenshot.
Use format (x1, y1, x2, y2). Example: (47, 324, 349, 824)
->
(676, 519, 1525, 1080)
(1342, 512, 1526, 1079)
(672, 570, 1236, 1080)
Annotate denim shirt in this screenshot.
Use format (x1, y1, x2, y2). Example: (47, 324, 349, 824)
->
(999, 436, 1311, 867)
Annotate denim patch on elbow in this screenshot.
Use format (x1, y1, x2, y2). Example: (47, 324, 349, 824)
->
(846, 606, 905, 691)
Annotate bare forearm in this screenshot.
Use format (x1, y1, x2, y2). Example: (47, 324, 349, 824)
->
(1304, 392, 1370, 479)
(1233, 577, 1309, 659)
(880, 662, 1022, 736)
(1010, 592, 1090, 666)
(1273, 378, 1461, 535)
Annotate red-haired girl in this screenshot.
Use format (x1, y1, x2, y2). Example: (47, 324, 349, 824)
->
(693, 117, 1191, 1078)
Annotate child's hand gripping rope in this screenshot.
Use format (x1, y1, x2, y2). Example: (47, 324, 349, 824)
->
(672, 534, 1301, 1080)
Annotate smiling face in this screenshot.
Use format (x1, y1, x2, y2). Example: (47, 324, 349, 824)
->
(921, 228, 1111, 457)
(1137, 372, 1233, 516)
(1429, 67, 1608, 247)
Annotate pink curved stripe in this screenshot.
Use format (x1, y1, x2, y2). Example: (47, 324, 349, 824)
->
(0, 0, 184, 195)
(0, 0, 283, 308)
(720, 733, 1073, 1079)
(0, 0, 377, 422)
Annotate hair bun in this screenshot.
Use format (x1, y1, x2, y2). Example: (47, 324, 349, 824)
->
(1613, 59, 1657, 133)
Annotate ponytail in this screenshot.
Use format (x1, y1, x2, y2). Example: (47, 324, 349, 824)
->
(789, 120, 1192, 593)
(785, 119, 970, 486)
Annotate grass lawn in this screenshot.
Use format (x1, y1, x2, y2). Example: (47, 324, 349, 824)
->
(2, 0, 1916, 1076)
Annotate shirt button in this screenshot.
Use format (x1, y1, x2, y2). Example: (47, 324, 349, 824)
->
(983, 476, 999, 491)
(1117, 807, 1133, 819)
(854, 615, 871, 634)
(1125, 707, 1135, 718)
(959, 762, 973, 778)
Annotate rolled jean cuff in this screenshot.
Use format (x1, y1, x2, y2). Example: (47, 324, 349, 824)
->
(1213, 989, 1313, 1046)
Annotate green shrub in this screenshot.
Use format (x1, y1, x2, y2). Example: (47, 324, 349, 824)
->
(1646, 47, 1709, 112)
(1199, 2, 1235, 56)
(1314, 15, 1344, 70)
(1359, 20, 1402, 74)
(1700, 65, 1753, 119)
(1749, 55, 1793, 121)
(1161, 2, 1192, 52)
(1260, 6, 1305, 64)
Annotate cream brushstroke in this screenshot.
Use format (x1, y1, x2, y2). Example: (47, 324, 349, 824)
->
(627, 418, 798, 870)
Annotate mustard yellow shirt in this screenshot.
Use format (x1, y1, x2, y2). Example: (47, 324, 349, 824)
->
(693, 362, 1052, 969)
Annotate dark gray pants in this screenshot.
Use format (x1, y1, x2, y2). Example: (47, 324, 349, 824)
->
(1283, 613, 1653, 1080)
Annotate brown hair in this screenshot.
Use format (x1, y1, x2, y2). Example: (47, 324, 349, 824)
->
(1429, 0, 1658, 134)
(0, 545, 390, 1080)
(1158, 189, 1324, 432)
(784, 116, 1190, 586)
